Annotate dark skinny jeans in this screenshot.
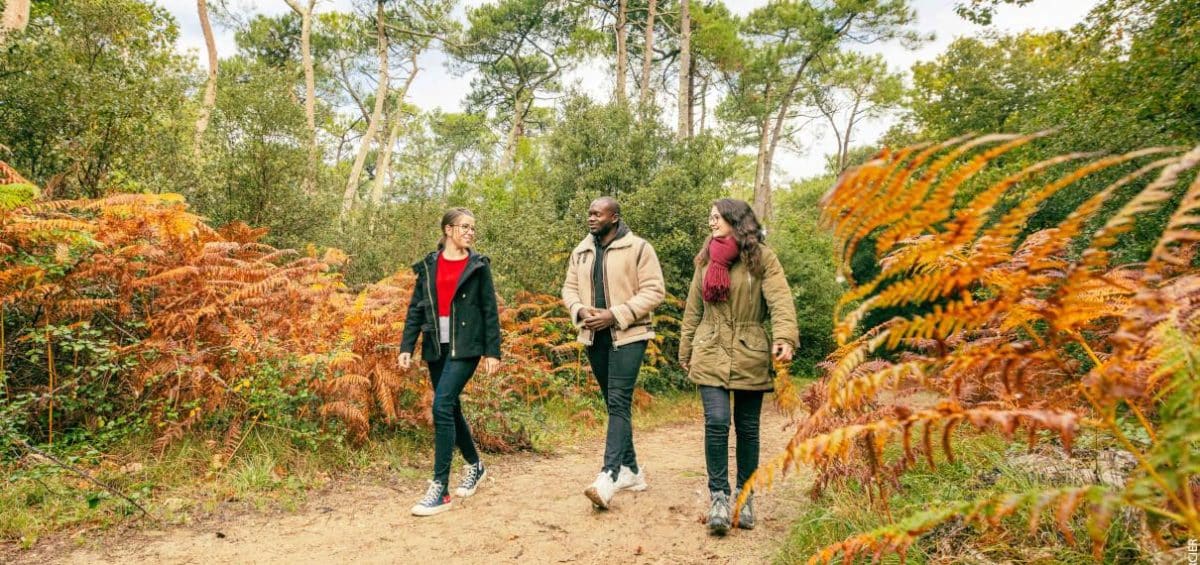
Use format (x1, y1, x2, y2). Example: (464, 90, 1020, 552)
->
(427, 351, 482, 491)
(699, 385, 764, 495)
(585, 329, 647, 479)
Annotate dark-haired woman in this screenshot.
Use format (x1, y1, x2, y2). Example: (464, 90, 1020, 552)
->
(678, 198, 798, 535)
(399, 207, 502, 517)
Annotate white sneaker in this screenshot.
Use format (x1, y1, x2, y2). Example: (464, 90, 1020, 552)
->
(584, 471, 617, 509)
(454, 462, 487, 498)
(614, 465, 647, 492)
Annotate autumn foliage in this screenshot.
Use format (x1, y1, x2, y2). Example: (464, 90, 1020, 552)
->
(745, 135, 1200, 561)
(0, 161, 643, 454)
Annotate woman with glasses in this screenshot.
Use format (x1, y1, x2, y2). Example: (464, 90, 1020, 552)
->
(399, 207, 502, 516)
(678, 198, 798, 535)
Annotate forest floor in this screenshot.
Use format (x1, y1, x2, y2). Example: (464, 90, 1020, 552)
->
(10, 402, 811, 565)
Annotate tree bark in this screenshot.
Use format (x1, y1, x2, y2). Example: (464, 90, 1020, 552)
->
(342, 0, 389, 217)
(839, 96, 862, 172)
(0, 0, 30, 38)
(676, 0, 690, 139)
(285, 0, 318, 195)
(752, 15, 858, 222)
(502, 91, 530, 170)
(614, 0, 628, 105)
(753, 53, 817, 224)
(193, 0, 219, 156)
(370, 53, 421, 207)
(752, 121, 771, 221)
(638, 0, 657, 106)
(687, 50, 696, 137)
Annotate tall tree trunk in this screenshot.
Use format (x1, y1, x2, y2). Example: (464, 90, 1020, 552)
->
(838, 96, 861, 172)
(0, 0, 30, 38)
(676, 0, 690, 139)
(502, 91, 530, 170)
(687, 52, 696, 137)
(285, 0, 318, 195)
(822, 109, 845, 173)
(752, 121, 771, 221)
(752, 16, 858, 222)
(753, 54, 817, 224)
(638, 0, 657, 106)
(193, 0, 218, 156)
(370, 53, 421, 207)
(614, 0, 628, 105)
(698, 74, 708, 133)
(342, 0, 389, 217)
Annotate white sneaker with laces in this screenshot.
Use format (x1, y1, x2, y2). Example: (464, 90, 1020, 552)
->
(584, 471, 617, 509)
(455, 462, 487, 498)
(614, 465, 647, 492)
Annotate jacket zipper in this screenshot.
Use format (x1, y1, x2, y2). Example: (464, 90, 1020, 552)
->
(424, 262, 442, 358)
(600, 245, 617, 351)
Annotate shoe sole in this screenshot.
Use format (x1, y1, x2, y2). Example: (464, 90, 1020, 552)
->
(411, 502, 452, 517)
(455, 468, 487, 498)
(708, 522, 729, 536)
(584, 486, 610, 509)
(617, 482, 647, 492)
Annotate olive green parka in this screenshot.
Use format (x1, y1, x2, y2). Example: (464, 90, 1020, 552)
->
(678, 244, 798, 391)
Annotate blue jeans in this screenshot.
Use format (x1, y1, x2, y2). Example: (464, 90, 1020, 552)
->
(427, 352, 481, 489)
(700, 385, 764, 495)
(585, 329, 647, 478)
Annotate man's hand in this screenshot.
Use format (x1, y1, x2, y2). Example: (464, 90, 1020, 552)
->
(583, 308, 617, 330)
(577, 306, 598, 323)
(680, 359, 689, 372)
(773, 342, 794, 362)
(483, 356, 501, 375)
(398, 352, 413, 370)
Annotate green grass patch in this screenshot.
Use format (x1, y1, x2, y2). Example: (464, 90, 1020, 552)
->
(775, 431, 1146, 564)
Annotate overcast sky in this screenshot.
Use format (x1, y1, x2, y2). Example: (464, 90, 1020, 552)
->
(159, 0, 1099, 181)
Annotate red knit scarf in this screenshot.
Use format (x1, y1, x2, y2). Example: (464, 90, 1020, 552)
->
(703, 236, 739, 302)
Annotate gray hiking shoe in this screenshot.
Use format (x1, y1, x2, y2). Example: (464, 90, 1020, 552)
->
(733, 487, 755, 530)
(707, 491, 731, 535)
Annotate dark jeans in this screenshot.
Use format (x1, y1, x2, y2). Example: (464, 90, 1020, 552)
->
(585, 329, 648, 478)
(699, 385, 764, 495)
(427, 351, 481, 489)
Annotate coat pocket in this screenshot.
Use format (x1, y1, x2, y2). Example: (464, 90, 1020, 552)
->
(418, 299, 435, 332)
(732, 330, 772, 387)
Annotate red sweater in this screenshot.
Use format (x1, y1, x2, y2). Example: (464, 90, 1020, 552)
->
(436, 252, 469, 316)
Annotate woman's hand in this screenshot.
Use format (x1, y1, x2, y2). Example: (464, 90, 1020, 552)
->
(773, 342, 794, 362)
(398, 352, 412, 370)
(483, 356, 501, 375)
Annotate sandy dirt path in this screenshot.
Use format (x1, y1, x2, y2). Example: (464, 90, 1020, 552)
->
(25, 405, 810, 565)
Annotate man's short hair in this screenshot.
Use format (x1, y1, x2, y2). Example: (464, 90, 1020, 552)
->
(592, 196, 621, 216)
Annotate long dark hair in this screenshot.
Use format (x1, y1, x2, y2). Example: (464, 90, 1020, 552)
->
(694, 198, 765, 277)
(438, 207, 475, 250)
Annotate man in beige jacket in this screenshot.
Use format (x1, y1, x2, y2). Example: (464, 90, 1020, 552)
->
(562, 196, 665, 510)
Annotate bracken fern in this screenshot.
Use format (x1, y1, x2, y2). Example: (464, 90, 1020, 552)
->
(743, 135, 1200, 562)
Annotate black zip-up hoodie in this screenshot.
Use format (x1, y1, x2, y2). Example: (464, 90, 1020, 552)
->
(400, 249, 502, 361)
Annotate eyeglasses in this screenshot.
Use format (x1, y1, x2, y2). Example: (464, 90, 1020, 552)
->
(452, 224, 478, 234)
